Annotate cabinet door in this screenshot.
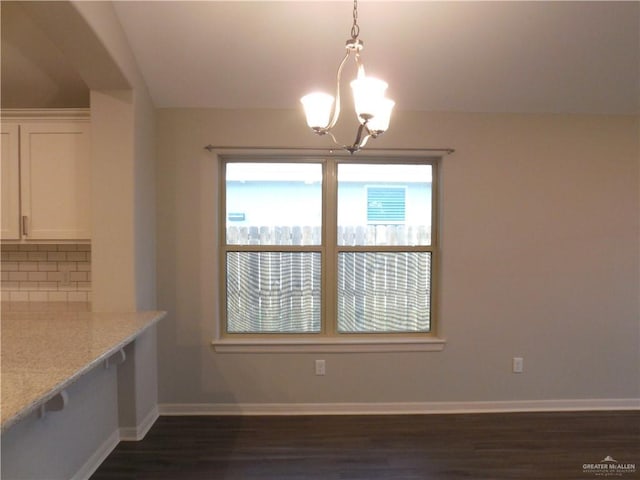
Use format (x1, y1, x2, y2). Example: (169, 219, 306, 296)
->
(1, 124, 21, 240)
(20, 122, 91, 240)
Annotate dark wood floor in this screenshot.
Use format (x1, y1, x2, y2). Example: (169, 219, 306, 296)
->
(91, 411, 639, 480)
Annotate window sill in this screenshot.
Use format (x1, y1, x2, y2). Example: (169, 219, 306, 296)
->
(211, 337, 446, 353)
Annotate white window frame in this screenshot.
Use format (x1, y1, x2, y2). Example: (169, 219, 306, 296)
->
(212, 151, 447, 353)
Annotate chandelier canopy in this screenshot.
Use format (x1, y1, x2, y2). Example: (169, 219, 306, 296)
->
(300, 0, 394, 154)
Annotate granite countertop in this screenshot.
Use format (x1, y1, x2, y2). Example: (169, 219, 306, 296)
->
(1, 302, 166, 432)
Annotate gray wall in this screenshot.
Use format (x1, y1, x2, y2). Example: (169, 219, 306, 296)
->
(1, 366, 119, 480)
(156, 109, 639, 408)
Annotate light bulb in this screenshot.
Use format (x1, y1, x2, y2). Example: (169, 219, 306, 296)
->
(367, 98, 395, 134)
(300, 92, 334, 130)
(350, 74, 388, 124)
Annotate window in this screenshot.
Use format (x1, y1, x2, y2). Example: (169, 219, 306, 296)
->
(219, 156, 442, 351)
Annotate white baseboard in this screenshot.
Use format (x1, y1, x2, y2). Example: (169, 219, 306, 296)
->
(159, 398, 640, 416)
(71, 429, 120, 480)
(68, 399, 638, 479)
(71, 407, 160, 479)
(119, 406, 159, 441)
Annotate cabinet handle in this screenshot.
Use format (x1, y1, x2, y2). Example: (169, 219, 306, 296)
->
(22, 215, 28, 236)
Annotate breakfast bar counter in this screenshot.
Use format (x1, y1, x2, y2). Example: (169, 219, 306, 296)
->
(1, 302, 166, 432)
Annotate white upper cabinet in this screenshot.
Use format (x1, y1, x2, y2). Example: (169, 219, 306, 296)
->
(1, 112, 91, 241)
(1, 124, 21, 240)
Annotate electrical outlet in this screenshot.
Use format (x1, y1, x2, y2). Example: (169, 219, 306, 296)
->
(512, 357, 524, 373)
(315, 359, 326, 376)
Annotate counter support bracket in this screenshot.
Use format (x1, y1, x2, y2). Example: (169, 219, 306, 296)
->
(38, 390, 69, 419)
(104, 348, 126, 369)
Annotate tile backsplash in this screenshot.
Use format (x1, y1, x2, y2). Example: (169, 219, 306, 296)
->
(1, 244, 91, 302)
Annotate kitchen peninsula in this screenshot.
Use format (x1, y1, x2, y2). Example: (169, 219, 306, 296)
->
(1, 302, 165, 479)
(1, 302, 165, 431)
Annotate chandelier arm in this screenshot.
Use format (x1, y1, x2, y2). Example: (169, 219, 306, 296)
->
(357, 131, 372, 150)
(325, 130, 351, 151)
(327, 50, 351, 130)
(324, 130, 363, 155)
(326, 119, 373, 154)
(345, 122, 371, 154)
(354, 50, 363, 73)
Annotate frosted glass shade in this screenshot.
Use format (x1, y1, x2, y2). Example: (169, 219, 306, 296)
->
(367, 98, 395, 133)
(300, 92, 334, 129)
(350, 76, 388, 122)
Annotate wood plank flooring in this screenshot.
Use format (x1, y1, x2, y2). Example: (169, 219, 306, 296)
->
(91, 411, 639, 479)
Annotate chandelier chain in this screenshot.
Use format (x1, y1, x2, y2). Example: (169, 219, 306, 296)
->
(350, 0, 360, 39)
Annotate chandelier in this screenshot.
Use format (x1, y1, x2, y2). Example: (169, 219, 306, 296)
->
(300, 0, 394, 154)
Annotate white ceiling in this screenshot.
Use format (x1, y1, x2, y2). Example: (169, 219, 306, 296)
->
(112, 1, 640, 114)
(1, 1, 638, 114)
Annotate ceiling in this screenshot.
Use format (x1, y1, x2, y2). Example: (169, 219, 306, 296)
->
(112, 1, 640, 114)
(1, 1, 89, 108)
(2, 1, 639, 114)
